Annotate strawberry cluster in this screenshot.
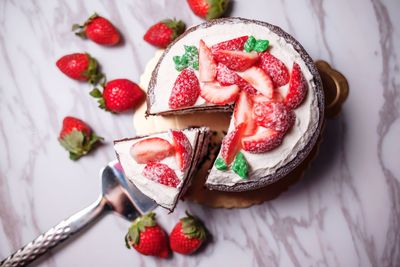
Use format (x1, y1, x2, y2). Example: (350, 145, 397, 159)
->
(166, 36, 308, 178)
(125, 211, 209, 258)
(129, 130, 193, 188)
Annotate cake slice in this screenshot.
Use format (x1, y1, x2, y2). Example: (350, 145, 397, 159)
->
(114, 127, 210, 211)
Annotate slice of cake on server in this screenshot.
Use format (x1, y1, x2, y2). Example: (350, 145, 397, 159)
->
(114, 127, 210, 211)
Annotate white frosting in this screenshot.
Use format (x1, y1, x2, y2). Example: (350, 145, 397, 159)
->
(146, 20, 320, 187)
(114, 130, 198, 209)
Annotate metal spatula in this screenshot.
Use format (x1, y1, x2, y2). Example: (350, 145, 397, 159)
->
(0, 160, 158, 267)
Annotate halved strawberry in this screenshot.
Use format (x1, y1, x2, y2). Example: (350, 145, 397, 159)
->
(130, 137, 174, 164)
(213, 50, 259, 71)
(238, 67, 274, 98)
(142, 162, 180, 187)
(241, 127, 283, 153)
(233, 91, 257, 136)
(200, 82, 240, 105)
(258, 52, 290, 87)
(220, 123, 246, 165)
(285, 63, 308, 109)
(199, 39, 216, 82)
(216, 63, 257, 95)
(170, 130, 193, 171)
(169, 69, 200, 109)
(252, 101, 295, 134)
(210, 36, 249, 53)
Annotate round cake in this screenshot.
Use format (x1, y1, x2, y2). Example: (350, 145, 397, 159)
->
(144, 17, 324, 192)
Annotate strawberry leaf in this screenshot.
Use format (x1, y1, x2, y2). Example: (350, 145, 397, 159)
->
(244, 36, 256, 52)
(89, 88, 103, 98)
(254, 39, 269, 52)
(180, 211, 207, 241)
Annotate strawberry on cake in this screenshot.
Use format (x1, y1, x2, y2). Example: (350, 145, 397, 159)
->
(114, 127, 210, 210)
(145, 18, 324, 191)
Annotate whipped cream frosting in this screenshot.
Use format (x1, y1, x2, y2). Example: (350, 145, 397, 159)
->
(145, 19, 320, 187)
(114, 130, 198, 209)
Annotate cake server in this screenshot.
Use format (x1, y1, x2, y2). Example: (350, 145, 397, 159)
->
(0, 160, 158, 267)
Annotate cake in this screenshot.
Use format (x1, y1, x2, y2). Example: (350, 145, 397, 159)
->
(145, 17, 324, 192)
(114, 127, 210, 211)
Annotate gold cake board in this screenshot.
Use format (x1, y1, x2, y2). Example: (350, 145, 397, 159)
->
(133, 60, 348, 208)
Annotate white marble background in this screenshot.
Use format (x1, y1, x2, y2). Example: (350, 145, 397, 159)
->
(0, 0, 399, 266)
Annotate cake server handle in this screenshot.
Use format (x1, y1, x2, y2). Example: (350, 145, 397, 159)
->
(0, 196, 108, 267)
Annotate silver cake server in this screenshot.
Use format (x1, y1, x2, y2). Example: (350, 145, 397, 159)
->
(0, 160, 158, 267)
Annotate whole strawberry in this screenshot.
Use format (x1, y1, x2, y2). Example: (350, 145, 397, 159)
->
(170, 212, 208, 255)
(90, 79, 144, 113)
(125, 212, 169, 258)
(58, 116, 103, 160)
(187, 0, 230, 20)
(73, 13, 120, 46)
(144, 19, 185, 48)
(56, 53, 104, 84)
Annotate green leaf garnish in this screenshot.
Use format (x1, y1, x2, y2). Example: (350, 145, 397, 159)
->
(244, 36, 256, 52)
(215, 157, 228, 171)
(244, 36, 269, 53)
(232, 152, 249, 179)
(173, 45, 199, 71)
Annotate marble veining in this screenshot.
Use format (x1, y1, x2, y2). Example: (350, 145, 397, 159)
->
(0, 0, 399, 266)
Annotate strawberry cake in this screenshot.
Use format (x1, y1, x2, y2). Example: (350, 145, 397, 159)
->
(145, 17, 324, 192)
(114, 127, 210, 210)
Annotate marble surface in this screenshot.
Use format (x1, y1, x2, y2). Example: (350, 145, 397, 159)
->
(0, 0, 399, 266)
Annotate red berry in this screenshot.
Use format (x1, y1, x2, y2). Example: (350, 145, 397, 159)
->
(216, 63, 257, 95)
(58, 116, 103, 160)
(142, 162, 180, 187)
(125, 212, 169, 258)
(144, 19, 185, 48)
(170, 212, 207, 255)
(200, 82, 240, 105)
(258, 52, 290, 87)
(170, 130, 193, 171)
(102, 79, 144, 112)
(169, 69, 200, 109)
(211, 36, 249, 53)
(241, 127, 283, 153)
(234, 91, 257, 136)
(187, 0, 229, 20)
(285, 63, 308, 109)
(56, 53, 103, 84)
(252, 101, 295, 134)
(239, 67, 274, 98)
(220, 122, 246, 164)
(213, 50, 259, 71)
(130, 137, 175, 164)
(73, 14, 120, 46)
(199, 39, 216, 82)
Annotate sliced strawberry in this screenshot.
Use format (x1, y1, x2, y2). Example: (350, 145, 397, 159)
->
(241, 127, 283, 153)
(253, 91, 284, 103)
(211, 36, 249, 53)
(258, 52, 290, 87)
(285, 63, 308, 109)
(239, 67, 274, 98)
(170, 130, 193, 171)
(220, 123, 246, 165)
(252, 101, 295, 134)
(233, 91, 257, 136)
(130, 137, 174, 164)
(200, 82, 240, 105)
(213, 50, 259, 71)
(142, 162, 180, 187)
(216, 63, 257, 95)
(199, 39, 216, 82)
(169, 69, 200, 109)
